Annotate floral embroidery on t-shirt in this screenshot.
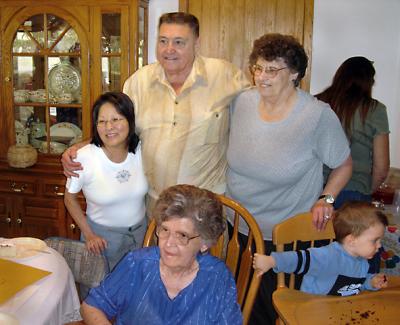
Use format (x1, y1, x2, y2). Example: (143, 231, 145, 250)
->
(116, 170, 131, 183)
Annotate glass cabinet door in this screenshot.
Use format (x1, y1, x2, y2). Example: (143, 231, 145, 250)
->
(101, 13, 121, 92)
(12, 14, 82, 155)
(138, 1, 148, 69)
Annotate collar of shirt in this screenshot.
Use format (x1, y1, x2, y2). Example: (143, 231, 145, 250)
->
(150, 55, 208, 95)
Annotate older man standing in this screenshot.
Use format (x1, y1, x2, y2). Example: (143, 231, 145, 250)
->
(62, 12, 249, 208)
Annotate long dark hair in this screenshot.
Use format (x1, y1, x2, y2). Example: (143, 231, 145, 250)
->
(315, 56, 377, 136)
(91, 92, 139, 153)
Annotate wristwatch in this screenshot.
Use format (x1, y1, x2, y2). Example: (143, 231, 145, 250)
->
(318, 194, 335, 204)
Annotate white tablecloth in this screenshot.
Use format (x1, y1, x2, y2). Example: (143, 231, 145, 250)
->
(0, 247, 82, 325)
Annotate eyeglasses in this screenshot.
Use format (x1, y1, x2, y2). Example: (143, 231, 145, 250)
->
(96, 117, 126, 128)
(252, 64, 287, 77)
(158, 37, 188, 49)
(155, 226, 200, 246)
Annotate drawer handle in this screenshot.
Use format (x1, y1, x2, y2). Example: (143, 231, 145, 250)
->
(16, 218, 22, 224)
(70, 223, 76, 230)
(54, 186, 64, 196)
(11, 182, 27, 192)
(5, 217, 11, 223)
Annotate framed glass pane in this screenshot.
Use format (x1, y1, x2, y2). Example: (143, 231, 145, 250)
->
(14, 106, 34, 127)
(29, 14, 45, 48)
(13, 31, 40, 53)
(49, 107, 83, 152)
(48, 57, 82, 104)
(13, 56, 46, 92)
(51, 107, 82, 128)
(138, 6, 145, 68)
(47, 14, 69, 49)
(102, 56, 120, 92)
(102, 13, 121, 54)
(53, 28, 79, 53)
(28, 106, 47, 150)
(14, 106, 34, 145)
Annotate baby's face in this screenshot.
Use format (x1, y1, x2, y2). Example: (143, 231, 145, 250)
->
(352, 223, 385, 259)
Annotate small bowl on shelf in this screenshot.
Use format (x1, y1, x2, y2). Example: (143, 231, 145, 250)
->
(29, 89, 46, 102)
(39, 141, 67, 155)
(14, 89, 30, 102)
(56, 93, 74, 104)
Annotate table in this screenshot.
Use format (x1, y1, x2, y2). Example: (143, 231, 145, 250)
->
(0, 247, 82, 325)
(273, 276, 400, 325)
(380, 206, 400, 275)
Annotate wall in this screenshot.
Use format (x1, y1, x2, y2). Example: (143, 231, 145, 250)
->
(148, 0, 178, 63)
(311, 0, 400, 167)
(148, 0, 400, 167)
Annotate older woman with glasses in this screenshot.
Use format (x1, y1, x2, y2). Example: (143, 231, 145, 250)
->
(64, 92, 148, 272)
(225, 33, 352, 324)
(81, 184, 242, 325)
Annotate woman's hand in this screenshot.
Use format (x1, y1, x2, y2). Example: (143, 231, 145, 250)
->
(371, 273, 388, 290)
(311, 199, 334, 231)
(84, 233, 108, 255)
(253, 253, 276, 277)
(61, 141, 88, 177)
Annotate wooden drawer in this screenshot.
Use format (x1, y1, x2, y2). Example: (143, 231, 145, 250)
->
(23, 197, 60, 220)
(42, 182, 66, 198)
(0, 178, 36, 195)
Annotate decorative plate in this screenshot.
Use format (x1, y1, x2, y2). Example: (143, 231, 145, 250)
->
(48, 62, 81, 97)
(50, 122, 82, 139)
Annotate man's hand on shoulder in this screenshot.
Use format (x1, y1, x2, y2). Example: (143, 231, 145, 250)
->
(61, 141, 88, 177)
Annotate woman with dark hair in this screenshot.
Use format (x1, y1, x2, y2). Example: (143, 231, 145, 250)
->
(81, 184, 242, 325)
(64, 92, 148, 271)
(316, 56, 390, 208)
(226, 33, 352, 324)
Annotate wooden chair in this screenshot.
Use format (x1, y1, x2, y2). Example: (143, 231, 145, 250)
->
(271, 212, 335, 324)
(143, 194, 265, 325)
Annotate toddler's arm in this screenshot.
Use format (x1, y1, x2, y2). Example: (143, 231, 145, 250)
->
(253, 253, 276, 277)
(370, 273, 388, 290)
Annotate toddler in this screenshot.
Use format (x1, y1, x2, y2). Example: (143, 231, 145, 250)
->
(253, 202, 388, 296)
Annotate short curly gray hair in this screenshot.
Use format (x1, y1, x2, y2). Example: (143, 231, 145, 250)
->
(153, 184, 225, 246)
(249, 33, 308, 87)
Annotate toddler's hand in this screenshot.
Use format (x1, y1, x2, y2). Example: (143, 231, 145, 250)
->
(370, 273, 388, 289)
(252, 253, 275, 277)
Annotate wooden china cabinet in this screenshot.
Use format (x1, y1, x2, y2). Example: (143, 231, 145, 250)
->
(0, 0, 148, 240)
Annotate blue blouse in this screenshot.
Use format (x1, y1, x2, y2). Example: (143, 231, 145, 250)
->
(85, 247, 242, 325)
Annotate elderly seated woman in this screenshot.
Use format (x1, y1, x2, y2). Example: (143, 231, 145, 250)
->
(81, 184, 242, 324)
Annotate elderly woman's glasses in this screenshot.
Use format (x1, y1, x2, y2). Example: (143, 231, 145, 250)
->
(96, 117, 126, 128)
(156, 226, 200, 246)
(252, 64, 287, 77)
